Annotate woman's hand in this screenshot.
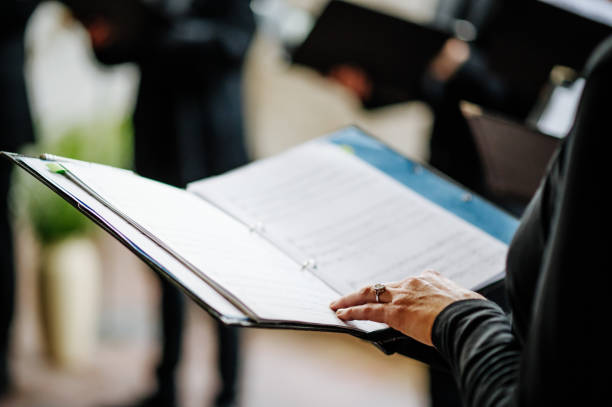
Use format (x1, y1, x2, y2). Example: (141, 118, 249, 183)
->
(428, 38, 470, 82)
(330, 270, 485, 346)
(327, 64, 373, 102)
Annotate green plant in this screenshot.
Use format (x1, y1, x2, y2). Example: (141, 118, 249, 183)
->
(11, 117, 133, 245)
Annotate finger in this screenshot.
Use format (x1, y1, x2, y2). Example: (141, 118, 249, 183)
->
(330, 285, 394, 310)
(335, 304, 388, 323)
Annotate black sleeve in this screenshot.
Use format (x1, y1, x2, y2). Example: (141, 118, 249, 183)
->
(512, 36, 612, 406)
(432, 299, 520, 406)
(431, 36, 612, 407)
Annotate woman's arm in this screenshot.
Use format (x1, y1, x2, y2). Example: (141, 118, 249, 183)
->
(331, 271, 522, 406)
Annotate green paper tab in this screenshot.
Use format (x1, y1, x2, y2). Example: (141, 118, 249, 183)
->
(46, 162, 66, 174)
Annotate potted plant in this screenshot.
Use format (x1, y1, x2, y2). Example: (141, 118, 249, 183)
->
(12, 118, 133, 369)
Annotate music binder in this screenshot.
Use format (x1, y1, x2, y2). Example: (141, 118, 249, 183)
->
(461, 102, 560, 204)
(290, 0, 451, 108)
(3, 126, 518, 362)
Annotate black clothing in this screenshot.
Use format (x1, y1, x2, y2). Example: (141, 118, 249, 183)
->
(433, 0, 501, 38)
(431, 36, 612, 406)
(422, 44, 508, 197)
(425, 0, 611, 199)
(0, 0, 36, 152)
(0, 0, 37, 396)
(0, 161, 16, 396)
(62, 0, 254, 68)
(129, 2, 254, 405)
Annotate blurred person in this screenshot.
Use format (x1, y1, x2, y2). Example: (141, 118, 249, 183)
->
(421, 0, 504, 197)
(327, 0, 609, 205)
(0, 0, 38, 399)
(420, 36, 506, 199)
(320, 0, 506, 197)
(417, 3, 610, 405)
(59, 1, 255, 406)
(423, 0, 611, 200)
(331, 34, 612, 407)
(324, 4, 610, 407)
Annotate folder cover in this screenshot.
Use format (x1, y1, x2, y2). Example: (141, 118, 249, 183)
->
(461, 102, 560, 204)
(290, 1, 450, 108)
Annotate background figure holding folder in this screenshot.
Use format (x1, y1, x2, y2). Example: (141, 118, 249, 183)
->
(332, 35, 612, 407)
(59, 1, 255, 406)
(0, 0, 37, 398)
(423, 0, 612, 199)
(131, 3, 253, 406)
(312, 0, 610, 203)
(314, 0, 510, 194)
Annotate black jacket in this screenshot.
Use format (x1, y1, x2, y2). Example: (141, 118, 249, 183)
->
(0, 0, 37, 151)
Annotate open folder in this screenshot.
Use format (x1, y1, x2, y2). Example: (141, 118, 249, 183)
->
(2, 127, 517, 355)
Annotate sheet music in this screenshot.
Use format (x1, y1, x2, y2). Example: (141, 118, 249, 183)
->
(190, 141, 508, 295)
(39, 159, 371, 330)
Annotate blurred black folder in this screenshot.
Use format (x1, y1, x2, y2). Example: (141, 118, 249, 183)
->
(461, 101, 560, 204)
(291, 0, 450, 108)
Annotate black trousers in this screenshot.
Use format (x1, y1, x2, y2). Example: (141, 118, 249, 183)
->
(133, 59, 247, 403)
(0, 31, 34, 394)
(155, 279, 239, 404)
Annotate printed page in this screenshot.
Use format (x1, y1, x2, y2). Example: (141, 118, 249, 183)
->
(39, 159, 376, 331)
(17, 157, 248, 322)
(190, 141, 508, 295)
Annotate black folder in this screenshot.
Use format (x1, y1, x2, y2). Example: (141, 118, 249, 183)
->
(290, 0, 450, 108)
(291, 0, 611, 113)
(461, 102, 560, 204)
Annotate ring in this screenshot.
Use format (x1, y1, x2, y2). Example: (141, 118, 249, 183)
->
(373, 283, 386, 303)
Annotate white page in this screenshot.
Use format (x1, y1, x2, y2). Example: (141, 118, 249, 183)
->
(536, 78, 585, 138)
(33, 159, 376, 331)
(540, 0, 612, 27)
(19, 158, 247, 321)
(21, 158, 247, 320)
(190, 141, 508, 295)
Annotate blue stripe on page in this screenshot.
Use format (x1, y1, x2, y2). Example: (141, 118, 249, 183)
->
(326, 126, 519, 244)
